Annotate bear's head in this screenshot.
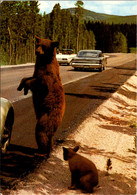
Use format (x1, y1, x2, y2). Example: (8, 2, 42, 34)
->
(63, 146, 79, 161)
(35, 35, 59, 60)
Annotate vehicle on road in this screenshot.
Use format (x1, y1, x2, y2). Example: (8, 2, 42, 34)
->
(56, 49, 76, 66)
(0, 97, 14, 153)
(70, 50, 107, 71)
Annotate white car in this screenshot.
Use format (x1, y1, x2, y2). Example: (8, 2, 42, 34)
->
(0, 97, 14, 153)
(56, 49, 76, 66)
(70, 50, 107, 71)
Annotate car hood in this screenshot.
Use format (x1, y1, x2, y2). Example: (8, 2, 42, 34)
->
(0, 97, 13, 135)
(56, 54, 76, 59)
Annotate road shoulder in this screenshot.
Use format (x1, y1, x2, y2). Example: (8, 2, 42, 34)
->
(7, 73, 136, 194)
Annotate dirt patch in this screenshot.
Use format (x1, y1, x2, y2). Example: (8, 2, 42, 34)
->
(5, 73, 136, 195)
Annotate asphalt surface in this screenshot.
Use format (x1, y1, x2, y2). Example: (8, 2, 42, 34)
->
(1, 64, 98, 103)
(0, 54, 136, 191)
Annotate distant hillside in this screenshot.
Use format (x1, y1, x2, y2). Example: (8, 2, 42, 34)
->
(66, 8, 136, 24)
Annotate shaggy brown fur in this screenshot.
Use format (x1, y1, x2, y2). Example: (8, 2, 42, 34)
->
(17, 36, 65, 157)
(63, 146, 98, 193)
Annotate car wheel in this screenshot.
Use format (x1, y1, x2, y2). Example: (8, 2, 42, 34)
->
(99, 66, 103, 72)
(1, 108, 14, 153)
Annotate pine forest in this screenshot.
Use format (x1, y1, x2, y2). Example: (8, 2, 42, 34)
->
(0, 1, 136, 65)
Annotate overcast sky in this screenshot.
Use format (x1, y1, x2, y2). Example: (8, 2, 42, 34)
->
(38, 1, 137, 16)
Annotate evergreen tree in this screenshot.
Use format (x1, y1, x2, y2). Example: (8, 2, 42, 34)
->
(88, 30, 96, 49)
(0, 1, 18, 64)
(74, 1, 84, 52)
(112, 32, 128, 53)
(0, 1, 136, 65)
(0, 1, 40, 65)
(50, 4, 62, 41)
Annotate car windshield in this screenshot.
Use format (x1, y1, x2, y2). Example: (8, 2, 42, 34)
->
(78, 51, 99, 58)
(57, 49, 74, 54)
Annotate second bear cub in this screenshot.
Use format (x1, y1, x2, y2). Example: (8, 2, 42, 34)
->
(63, 146, 98, 193)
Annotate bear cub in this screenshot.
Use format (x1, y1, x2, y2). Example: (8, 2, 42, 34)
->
(17, 36, 65, 157)
(63, 146, 98, 193)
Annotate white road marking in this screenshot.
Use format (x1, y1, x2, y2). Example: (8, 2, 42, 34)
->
(11, 93, 32, 103)
(11, 72, 100, 103)
(1, 63, 34, 69)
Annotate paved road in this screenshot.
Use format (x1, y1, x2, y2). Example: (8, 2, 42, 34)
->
(1, 63, 99, 102)
(1, 53, 135, 102)
(1, 53, 136, 191)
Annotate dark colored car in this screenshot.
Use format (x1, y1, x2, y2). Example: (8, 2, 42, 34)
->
(70, 50, 107, 71)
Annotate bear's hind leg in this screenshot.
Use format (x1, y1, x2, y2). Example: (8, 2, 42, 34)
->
(35, 115, 54, 157)
(80, 173, 94, 193)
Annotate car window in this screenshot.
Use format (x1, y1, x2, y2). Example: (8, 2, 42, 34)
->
(58, 49, 73, 54)
(78, 51, 98, 58)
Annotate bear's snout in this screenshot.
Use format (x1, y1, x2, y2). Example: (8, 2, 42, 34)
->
(36, 46, 44, 55)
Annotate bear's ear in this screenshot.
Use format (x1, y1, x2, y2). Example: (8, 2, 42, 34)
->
(63, 147, 68, 161)
(73, 146, 79, 153)
(52, 41, 59, 48)
(35, 35, 40, 43)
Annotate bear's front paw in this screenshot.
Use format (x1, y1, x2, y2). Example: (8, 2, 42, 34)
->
(17, 78, 27, 91)
(24, 87, 29, 95)
(68, 186, 77, 190)
(17, 83, 23, 91)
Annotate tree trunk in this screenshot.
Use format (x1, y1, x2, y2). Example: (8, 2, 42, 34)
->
(8, 26, 12, 64)
(77, 19, 79, 53)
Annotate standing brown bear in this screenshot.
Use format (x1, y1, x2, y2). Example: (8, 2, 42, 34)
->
(17, 36, 65, 157)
